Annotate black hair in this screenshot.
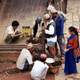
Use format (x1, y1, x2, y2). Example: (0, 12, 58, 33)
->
(40, 57, 46, 62)
(69, 26, 79, 47)
(39, 53, 47, 62)
(36, 16, 42, 24)
(12, 20, 19, 27)
(69, 26, 78, 37)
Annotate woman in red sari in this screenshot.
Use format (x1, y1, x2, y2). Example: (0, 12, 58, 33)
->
(64, 26, 79, 75)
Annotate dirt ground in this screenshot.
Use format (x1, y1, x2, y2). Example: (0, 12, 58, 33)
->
(0, 52, 55, 80)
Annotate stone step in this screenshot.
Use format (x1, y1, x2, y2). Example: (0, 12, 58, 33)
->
(0, 45, 27, 52)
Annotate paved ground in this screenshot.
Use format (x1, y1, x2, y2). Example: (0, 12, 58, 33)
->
(0, 53, 80, 80)
(0, 62, 80, 80)
(0, 72, 55, 80)
(0, 64, 55, 80)
(0, 52, 55, 80)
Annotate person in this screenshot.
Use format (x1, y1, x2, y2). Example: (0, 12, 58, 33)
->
(50, 7, 65, 57)
(4, 20, 21, 44)
(30, 53, 49, 80)
(44, 13, 57, 58)
(47, 4, 54, 14)
(33, 16, 42, 38)
(16, 43, 34, 71)
(64, 26, 79, 75)
(47, 4, 67, 22)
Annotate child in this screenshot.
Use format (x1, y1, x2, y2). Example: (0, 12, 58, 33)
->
(30, 53, 49, 80)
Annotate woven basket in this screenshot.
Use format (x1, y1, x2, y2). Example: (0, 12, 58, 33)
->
(49, 66, 60, 74)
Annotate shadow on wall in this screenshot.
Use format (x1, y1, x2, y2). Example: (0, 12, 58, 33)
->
(0, 0, 48, 26)
(0, 0, 48, 44)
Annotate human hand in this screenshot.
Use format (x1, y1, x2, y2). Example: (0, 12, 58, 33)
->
(64, 48, 69, 52)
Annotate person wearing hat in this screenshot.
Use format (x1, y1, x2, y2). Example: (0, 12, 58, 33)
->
(50, 7, 65, 57)
(44, 13, 57, 58)
(4, 20, 21, 44)
(30, 53, 49, 80)
(16, 43, 34, 71)
(47, 4, 66, 21)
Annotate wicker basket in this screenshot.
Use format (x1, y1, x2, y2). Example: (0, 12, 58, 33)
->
(49, 66, 60, 74)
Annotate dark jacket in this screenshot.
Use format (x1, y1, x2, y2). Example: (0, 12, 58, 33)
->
(54, 15, 64, 36)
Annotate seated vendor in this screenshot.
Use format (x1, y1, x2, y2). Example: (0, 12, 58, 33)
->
(16, 43, 34, 71)
(4, 20, 21, 43)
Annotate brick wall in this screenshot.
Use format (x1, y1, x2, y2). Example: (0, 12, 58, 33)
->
(64, 0, 80, 44)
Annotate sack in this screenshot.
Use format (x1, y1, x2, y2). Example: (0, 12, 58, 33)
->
(74, 48, 80, 57)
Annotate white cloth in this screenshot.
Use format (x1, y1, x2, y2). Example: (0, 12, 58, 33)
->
(7, 26, 15, 34)
(45, 20, 57, 43)
(7, 25, 19, 34)
(4, 25, 19, 38)
(16, 48, 33, 70)
(47, 4, 55, 11)
(31, 60, 49, 80)
(45, 58, 55, 64)
(76, 62, 80, 73)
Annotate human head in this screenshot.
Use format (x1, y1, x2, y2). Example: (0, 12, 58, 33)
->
(43, 13, 51, 22)
(68, 26, 78, 37)
(12, 20, 19, 30)
(50, 7, 58, 19)
(27, 43, 34, 53)
(36, 16, 42, 24)
(40, 53, 47, 62)
(47, 4, 54, 12)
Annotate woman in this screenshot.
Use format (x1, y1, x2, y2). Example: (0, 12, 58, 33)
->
(64, 26, 79, 75)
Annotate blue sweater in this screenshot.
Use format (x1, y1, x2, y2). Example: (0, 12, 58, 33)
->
(55, 15, 64, 36)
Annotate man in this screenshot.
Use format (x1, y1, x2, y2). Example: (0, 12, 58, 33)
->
(30, 53, 49, 80)
(33, 16, 42, 38)
(4, 20, 21, 43)
(47, 4, 66, 22)
(44, 13, 57, 58)
(16, 43, 33, 71)
(50, 7, 65, 56)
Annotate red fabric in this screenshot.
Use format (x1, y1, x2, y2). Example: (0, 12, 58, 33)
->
(68, 35, 80, 57)
(68, 36, 78, 49)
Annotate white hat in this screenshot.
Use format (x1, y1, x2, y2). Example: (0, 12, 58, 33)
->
(50, 7, 57, 13)
(47, 4, 57, 13)
(45, 58, 55, 63)
(47, 4, 54, 11)
(44, 13, 50, 20)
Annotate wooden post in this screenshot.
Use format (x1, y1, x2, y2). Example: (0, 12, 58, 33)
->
(63, 0, 67, 13)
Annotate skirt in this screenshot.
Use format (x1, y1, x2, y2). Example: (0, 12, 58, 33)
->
(64, 49, 77, 75)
